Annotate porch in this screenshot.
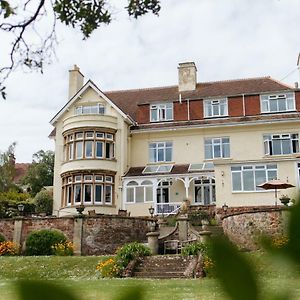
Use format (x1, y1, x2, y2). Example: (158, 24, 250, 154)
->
(122, 164, 216, 216)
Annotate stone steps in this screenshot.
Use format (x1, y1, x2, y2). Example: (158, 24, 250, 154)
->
(132, 255, 191, 279)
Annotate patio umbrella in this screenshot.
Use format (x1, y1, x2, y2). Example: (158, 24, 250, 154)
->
(257, 179, 295, 205)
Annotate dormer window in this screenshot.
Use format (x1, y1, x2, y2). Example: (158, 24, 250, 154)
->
(204, 98, 228, 118)
(150, 103, 173, 122)
(75, 103, 105, 115)
(260, 93, 295, 113)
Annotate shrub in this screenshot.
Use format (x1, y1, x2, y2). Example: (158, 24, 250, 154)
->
(0, 233, 5, 243)
(188, 211, 210, 226)
(271, 235, 288, 249)
(181, 242, 208, 256)
(0, 241, 19, 256)
(52, 241, 74, 256)
(181, 241, 215, 277)
(115, 242, 151, 270)
(96, 257, 120, 278)
(34, 190, 53, 215)
(25, 229, 67, 256)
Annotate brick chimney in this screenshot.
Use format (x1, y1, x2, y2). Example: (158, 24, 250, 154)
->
(69, 65, 84, 99)
(178, 62, 197, 92)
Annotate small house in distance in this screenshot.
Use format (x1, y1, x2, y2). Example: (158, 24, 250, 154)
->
(50, 61, 300, 217)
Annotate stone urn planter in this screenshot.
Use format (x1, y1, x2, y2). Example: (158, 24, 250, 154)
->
(279, 196, 290, 206)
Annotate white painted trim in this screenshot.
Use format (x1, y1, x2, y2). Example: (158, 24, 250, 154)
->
(50, 80, 135, 125)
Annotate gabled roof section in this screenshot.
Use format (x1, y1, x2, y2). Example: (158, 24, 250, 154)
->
(105, 76, 294, 120)
(50, 80, 135, 125)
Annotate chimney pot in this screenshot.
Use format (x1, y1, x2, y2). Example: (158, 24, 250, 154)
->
(295, 82, 299, 89)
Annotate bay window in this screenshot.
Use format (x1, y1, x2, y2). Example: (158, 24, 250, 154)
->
(64, 129, 115, 161)
(62, 173, 114, 207)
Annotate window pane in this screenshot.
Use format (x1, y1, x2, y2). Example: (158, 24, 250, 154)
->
(126, 188, 134, 203)
(213, 144, 221, 158)
(165, 147, 172, 161)
(269, 100, 277, 112)
(69, 143, 73, 160)
(149, 148, 156, 162)
(243, 170, 254, 191)
(255, 170, 266, 190)
(272, 140, 281, 155)
(74, 184, 81, 203)
(157, 148, 164, 161)
(278, 99, 286, 111)
(75, 142, 83, 158)
(232, 172, 241, 191)
(84, 184, 92, 202)
(85, 141, 93, 157)
(205, 143, 212, 159)
(151, 108, 157, 121)
(96, 141, 103, 157)
(95, 185, 102, 203)
(105, 143, 114, 159)
(105, 185, 112, 203)
(67, 186, 72, 205)
(222, 143, 230, 158)
(282, 139, 291, 154)
(145, 186, 153, 202)
(136, 187, 144, 203)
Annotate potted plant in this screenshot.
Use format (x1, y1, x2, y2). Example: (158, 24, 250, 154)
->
(279, 195, 290, 206)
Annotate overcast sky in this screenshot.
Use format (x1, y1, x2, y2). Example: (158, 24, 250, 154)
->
(0, 0, 299, 162)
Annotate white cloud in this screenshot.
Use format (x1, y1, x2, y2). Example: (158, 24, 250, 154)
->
(0, 0, 299, 162)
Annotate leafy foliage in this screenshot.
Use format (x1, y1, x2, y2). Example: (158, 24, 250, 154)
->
(115, 241, 151, 270)
(34, 190, 53, 215)
(181, 241, 208, 257)
(96, 257, 120, 278)
(51, 241, 74, 256)
(0, 191, 34, 218)
(0, 142, 17, 192)
(0, 233, 5, 242)
(0, 241, 19, 256)
(25, 229, 67, 256)
(17, 280, 79, 300)
(22, 150, 54, 196)
(0, 0, 161, 98)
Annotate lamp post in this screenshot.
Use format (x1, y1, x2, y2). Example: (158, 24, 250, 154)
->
(17, 204, 25, 217)
(222, 203, 228, 215)
(148, 206, 155, 218)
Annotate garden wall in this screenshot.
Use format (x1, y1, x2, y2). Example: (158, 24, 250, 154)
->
(0, 215, 149, 255)
(222, 207, 287, 250)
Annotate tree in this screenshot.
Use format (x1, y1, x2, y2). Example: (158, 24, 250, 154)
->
(0, 142, 17, 192)
(34, 189, 53, 215)
(0, 0, 161, 99)
(22, 150, 54, 196)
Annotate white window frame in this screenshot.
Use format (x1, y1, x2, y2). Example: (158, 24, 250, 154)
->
(150, 103, 173, 122)
(260, 93, 295, 113)
(125, 180, 154, 203)
(231, 164, 277, 192)
(264, 133, 299, 156)
(204, 98, 228, 118)
(204, 137, 230, 159)
(149, 141, 172, 163)
(75, 103, 105, 115)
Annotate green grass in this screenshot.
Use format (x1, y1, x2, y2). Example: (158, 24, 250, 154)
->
(0, 253, 300, 300)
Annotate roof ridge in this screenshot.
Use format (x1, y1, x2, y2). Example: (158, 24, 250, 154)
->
(104, 76, 278, 94)
(268, 76, 294, 89)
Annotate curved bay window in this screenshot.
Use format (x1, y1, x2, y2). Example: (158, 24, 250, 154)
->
(62, 172, 114, 207)
(64, 129, 115, 162)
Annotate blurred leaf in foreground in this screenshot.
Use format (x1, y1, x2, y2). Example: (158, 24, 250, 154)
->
(211, 237, 258, 300)
(17, 280, 78, 300)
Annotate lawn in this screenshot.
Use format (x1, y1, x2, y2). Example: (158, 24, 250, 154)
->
(0, 253, 299, 300)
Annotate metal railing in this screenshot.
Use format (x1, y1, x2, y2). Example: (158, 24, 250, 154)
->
(156, 203, 181, 215)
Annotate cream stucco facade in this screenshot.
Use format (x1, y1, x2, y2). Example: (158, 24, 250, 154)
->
(50, 63, 300, 217)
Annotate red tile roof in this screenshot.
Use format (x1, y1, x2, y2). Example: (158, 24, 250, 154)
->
(14, 163, 30, 184)
(105, 77, 293, 120)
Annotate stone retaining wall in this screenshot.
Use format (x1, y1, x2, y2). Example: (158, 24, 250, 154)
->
(222, 208, 287, 250)
(0, 215, 149, 255)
